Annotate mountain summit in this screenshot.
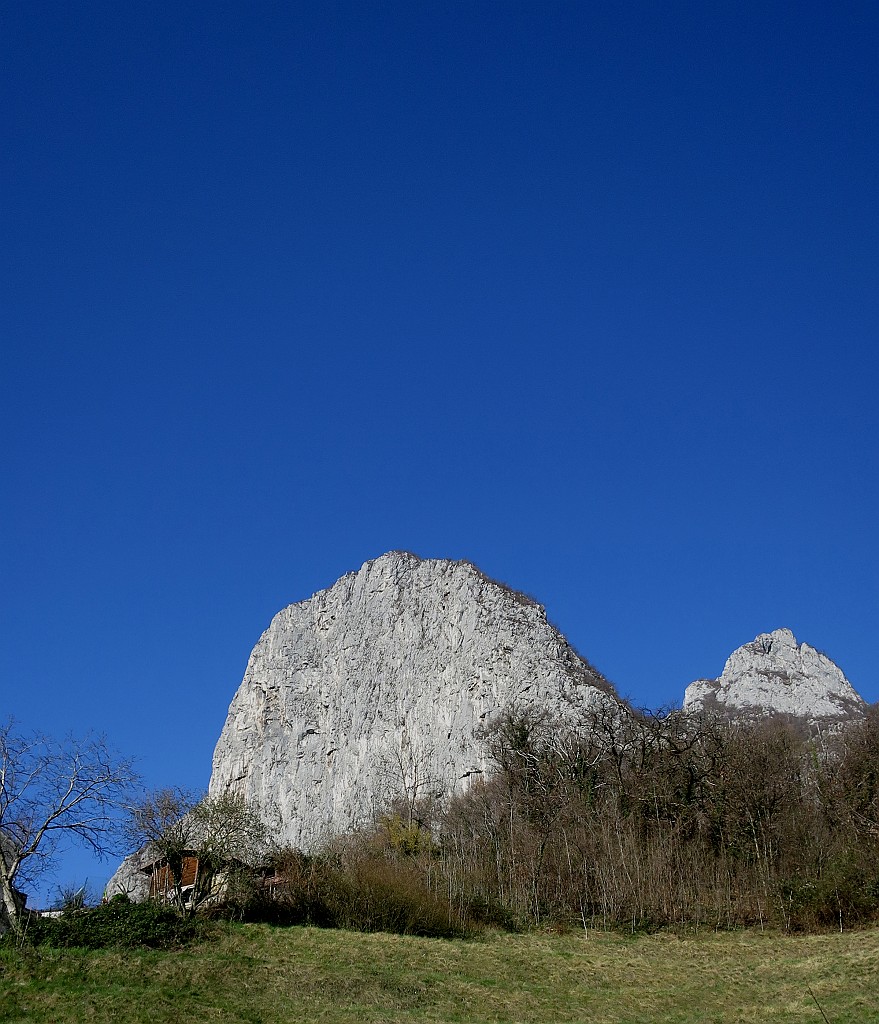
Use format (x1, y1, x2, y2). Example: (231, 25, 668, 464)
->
(209, 551, 617, 849)
(682, 627, 865, 722)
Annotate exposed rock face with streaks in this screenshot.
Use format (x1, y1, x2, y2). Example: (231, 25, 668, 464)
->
(208, 551, 616, 850)
(683, 628, 865, 722)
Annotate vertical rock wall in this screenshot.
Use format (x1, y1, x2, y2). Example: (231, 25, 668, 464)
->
(209, 551, 617, 848)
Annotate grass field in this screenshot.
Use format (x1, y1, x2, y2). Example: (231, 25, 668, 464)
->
(2, 924, 877, 1023)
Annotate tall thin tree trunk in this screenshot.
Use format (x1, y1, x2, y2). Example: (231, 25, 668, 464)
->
(0, 868, 22, 934)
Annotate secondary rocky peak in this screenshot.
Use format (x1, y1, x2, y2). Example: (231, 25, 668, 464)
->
(683, 628, 865, 722)
(209, 552, 617, 850)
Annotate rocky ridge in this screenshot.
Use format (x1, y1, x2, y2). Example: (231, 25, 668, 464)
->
(208, 551, 618, 850)
(683, 627, 865, 721)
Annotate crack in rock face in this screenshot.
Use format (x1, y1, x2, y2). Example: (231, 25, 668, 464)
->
(209, 552, 619, 850)
(682, 628, 865, 722)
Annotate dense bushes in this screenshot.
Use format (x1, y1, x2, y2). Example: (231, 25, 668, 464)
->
(7, 895, 207, 949)
(240, 703, 878, 935)
(228, 838, 479, 937)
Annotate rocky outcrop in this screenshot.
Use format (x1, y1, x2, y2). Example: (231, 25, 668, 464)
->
(104, 847, 153, 901)
(683, 628, 865, 722)
(209, 551, 618, 849)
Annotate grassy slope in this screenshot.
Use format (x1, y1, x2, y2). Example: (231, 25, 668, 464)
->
(1, 925, 877, 1024)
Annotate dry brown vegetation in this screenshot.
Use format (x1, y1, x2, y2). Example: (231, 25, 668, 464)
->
(429, 703, 879, 933)
(271, 704, 878, 937)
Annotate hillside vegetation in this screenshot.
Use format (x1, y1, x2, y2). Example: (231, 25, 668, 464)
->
(367, 706, 879, 933)
(4, 708, 878, 1021)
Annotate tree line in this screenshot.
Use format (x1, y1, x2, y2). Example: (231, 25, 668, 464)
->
(3, 704, 879, 940)
(200, 701, 879, 935)
(417, 703, 879, 931)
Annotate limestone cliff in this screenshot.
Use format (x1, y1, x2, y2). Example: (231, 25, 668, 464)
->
(104, 847, 153, 901)
(209, 551, 617, 849)
(683, 628, 865, 722)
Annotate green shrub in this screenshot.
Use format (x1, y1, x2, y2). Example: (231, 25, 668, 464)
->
(380, 814, 439, 858)
(779, 856, 879, 931)
(8, 895, 208, 949)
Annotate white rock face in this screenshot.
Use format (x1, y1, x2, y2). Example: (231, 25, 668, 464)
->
(104, 848, 153, 901)
(209, 551, 617, 849)
(683, 628, 865, 721)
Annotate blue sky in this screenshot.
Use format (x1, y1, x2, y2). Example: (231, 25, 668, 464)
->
(3, 2, 877, 901)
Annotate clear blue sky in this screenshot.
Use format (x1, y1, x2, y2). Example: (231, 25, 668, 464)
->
(3, 2, 877, 902)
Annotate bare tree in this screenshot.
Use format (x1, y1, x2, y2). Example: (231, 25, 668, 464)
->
(829, 703, 879, 837)
(0, 719, 140, 933)
(124, 787, 198, 913)
(126, 788, 273, 916)
(374, 733, 444, 827)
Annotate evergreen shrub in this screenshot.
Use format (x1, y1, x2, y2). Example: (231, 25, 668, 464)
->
(9, 894, 207, 949)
